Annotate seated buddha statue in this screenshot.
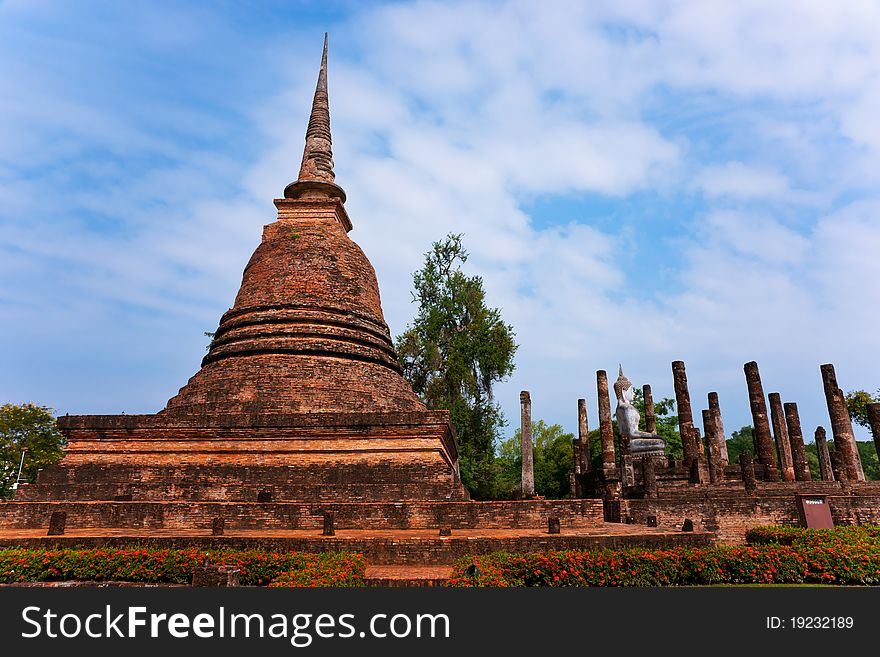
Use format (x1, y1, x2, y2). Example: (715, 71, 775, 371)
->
(613, 365, 666, 457)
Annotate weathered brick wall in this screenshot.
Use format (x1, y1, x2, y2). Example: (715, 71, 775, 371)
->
(623, 492, 880, 544)
(0, 528, 710, 565)
(40, 412, 465, 502)
(17, 459, 466, 503)
(0, 500, 604, 532)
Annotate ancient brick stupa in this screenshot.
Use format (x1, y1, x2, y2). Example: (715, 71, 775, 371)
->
(17, 34, 467, 505)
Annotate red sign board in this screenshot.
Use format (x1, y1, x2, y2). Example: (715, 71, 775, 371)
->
(796, 494, 834, 529)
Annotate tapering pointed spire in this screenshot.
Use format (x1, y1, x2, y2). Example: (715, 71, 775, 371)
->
(284, 33, 346, 202)
(300, 33, 333, 183)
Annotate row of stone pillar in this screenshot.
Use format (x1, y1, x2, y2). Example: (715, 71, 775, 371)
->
(744, 361, 865, 482)
(670, 361, 731, 481)
(522, 360, 876, 497)
(522, 373, 616, 498)
(535, 364, 737, 493)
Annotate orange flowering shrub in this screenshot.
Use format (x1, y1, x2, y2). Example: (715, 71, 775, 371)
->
(268, 553, 365, 588)
(0, 548, 365, 586)
(448, 531, 880, 587)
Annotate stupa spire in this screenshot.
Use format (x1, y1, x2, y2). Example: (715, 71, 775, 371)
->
(284, 33, 346, 202)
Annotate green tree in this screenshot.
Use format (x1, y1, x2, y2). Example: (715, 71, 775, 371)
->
(496, 420, 575, 499)
(725, 425, 754, 465)
(0, 403, 66, 498)
(803, 440, 879, 481)
(857, 441, 880, 481)
(396, 234, 518, 499)
(845, 389, 880, 428)
(804, 441, 821, 479)
(494, 430, 523, 497)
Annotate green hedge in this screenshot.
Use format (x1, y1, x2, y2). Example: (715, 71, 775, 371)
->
(449, 528, 880, 587)
(0, 548, 365, 587)
(745, 525, 880, 547)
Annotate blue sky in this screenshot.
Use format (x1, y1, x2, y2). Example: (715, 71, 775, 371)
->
(2, 0, 879, 443)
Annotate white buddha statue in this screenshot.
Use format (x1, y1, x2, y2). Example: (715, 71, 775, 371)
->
(614, 365, 666, 456)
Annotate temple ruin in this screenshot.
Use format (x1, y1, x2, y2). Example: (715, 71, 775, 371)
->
(2, 36, 879, 573)
(572, 359, 880, 543)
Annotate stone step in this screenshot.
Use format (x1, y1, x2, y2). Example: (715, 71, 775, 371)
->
(0, 499, 604, 531)
(15, 482, 468, 503)
(0, 526, 714, 565)
(363, 565, 452, 587)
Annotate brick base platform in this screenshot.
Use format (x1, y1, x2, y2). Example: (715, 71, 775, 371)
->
(364, 565, 453, 587)
(26, 411, 468, 504)
(0, 499, 604, 531)
(620, 480, 880, 544)
(0, 525, 714, 565)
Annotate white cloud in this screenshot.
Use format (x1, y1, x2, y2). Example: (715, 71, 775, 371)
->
(2, 0, 880, 443)
(702, 211, 811, 264)
(696, 162, 791, 201)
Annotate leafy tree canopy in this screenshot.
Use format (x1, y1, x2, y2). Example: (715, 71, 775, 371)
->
(845, 389, 880, 429)
(396, 234, 517, 499)
(0, 403, 66, 499)
(726, 425, 754, 465)
(496, 420, 575, 499)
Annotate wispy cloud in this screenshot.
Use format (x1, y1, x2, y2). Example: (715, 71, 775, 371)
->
(2, 0, 879, 444)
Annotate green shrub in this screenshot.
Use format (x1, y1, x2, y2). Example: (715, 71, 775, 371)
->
(745, 525, 880, 547)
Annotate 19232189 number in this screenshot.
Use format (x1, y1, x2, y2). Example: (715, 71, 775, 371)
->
(790, 617, 853, 629)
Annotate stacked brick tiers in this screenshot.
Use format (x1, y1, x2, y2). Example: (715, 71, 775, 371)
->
(164, 199, 423, 416)
(22, 412, 464, 503)
(21, 194, 467, 505)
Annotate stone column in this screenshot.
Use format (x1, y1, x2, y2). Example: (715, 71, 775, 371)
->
(693, 427, 709, 483)
(739, 453, 757, 494)
(868, 403, 880, 465)
(597, 370, 616, 468)
(520, 391, 535, 498)
(708, 392, 729, 465)
(672, 361, 698, 468)
(768, 393, 795, 482)
(577, 398, 591, 473)
(702, 423, 717, 484)
(744, 361, 778, 481)
(784, 402, 811, 481)
(322, 511, 335, 536)
(820, 364, 864, 481)
(688, 455, 703, 484)
(702, 409, 723, 483)
(643, 384, 657, 434)
(814, 426, 834, 482)
(47, 511, 67, 536)
(829, 447, 843, 483)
